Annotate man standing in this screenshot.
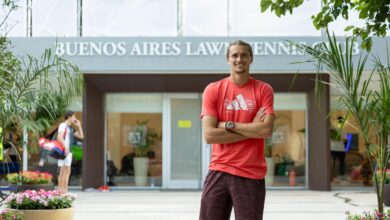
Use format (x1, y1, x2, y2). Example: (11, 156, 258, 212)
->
(199, 40, 275, 220)
(57, 111, 84, 193)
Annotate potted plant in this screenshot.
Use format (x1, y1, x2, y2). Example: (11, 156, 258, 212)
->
(6, 171, 54, 192)
(2, 189, 76, 220)
(374, 169, 390, 206)
(292, 29, 390, 213)
(131, 121, 158, 186)
(0, 209, 24, 220)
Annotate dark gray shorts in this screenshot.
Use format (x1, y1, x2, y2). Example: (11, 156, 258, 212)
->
(199, 170, 266, 220)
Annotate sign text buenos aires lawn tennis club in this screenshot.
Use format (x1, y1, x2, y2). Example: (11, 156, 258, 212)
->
(55, 41, 360, 57)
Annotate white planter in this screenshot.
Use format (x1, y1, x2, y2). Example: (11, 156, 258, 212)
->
(133, 157, 149, 186)
(265, 157, 275, 186)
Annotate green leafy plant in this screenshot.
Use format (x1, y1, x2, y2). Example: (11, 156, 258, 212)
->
(374, 169, 390, 185)
(0, 209, 23, 220)
(260, 0, 389, 50)
(4, 190, 76, 210)
(291, 29, 390, 212)
(0, 1, 84, 161)
(133, 121, 159, 157)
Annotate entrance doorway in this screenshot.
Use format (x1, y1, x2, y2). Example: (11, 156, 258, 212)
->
(104, 93, 205, 189)
(163, 94, 204, 188)
(105, 94, 163, 187)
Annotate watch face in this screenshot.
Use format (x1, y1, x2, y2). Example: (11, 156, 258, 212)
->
(226, 121, 235, 130)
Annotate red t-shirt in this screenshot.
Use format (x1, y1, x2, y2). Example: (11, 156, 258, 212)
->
(201, 77, 275, 179)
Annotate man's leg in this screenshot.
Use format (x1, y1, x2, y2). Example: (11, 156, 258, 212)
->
(199, 171, 232, 220)
(61, 166, 71, 193)
(61, 153, 73, 193)
(58, 167, 64, 192)
(57, 153, 72, 193)
(228, 174, 266, 220)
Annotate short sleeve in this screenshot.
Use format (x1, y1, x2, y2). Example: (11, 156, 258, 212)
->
(261, 84, 275, 115)
(58, 123, 66, 133)
(201, 83, 218, 118)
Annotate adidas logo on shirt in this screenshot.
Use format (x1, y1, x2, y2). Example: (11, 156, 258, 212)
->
(224, 94, 255, 111)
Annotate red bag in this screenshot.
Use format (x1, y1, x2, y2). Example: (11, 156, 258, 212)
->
(38, 138, 66, 160)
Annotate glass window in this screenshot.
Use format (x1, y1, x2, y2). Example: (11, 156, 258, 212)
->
(230, 0, 321, 36)
(83, 0, 177, 36)
(183, 0, 228, 36)
(106, 94, 163, 187)
(330, 96, 373, 188)
(0, 0, 26, 36)
(267, 93, 307, 187)
(32, 0, 77, 36)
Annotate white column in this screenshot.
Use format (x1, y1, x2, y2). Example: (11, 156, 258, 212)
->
(23, 127, 28, 171)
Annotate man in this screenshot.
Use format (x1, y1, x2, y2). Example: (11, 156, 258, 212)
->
(57, 111, 84, 193)
(199, 40, 275, 220)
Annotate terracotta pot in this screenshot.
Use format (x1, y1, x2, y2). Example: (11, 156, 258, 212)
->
(10, 207, 74, 220)
(384, 184, 390, 206)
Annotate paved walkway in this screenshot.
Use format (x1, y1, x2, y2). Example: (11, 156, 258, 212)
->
(72, 189, 379, 220)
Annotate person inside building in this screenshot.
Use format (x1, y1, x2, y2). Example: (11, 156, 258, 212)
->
(331, 116, 346, 182)
(199, 40, 275, 220)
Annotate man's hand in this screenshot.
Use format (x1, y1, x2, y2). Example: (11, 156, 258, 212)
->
(203, 116, 247, 144)
(73, 119, 81, 127)
(253, 107, 266, 122)
(65, 148, 70, 156)
(217, 107, 267, 129)
(73, 118, 84, 139)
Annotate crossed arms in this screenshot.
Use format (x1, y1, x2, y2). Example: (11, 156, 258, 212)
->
(203, 108, 275, 144)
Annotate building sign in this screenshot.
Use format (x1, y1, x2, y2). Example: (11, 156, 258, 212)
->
(55, 40, 361, 57)
(10, 37, 387, 73)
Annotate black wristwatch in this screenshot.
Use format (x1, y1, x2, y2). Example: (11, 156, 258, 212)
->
(225, 121, 235, 132)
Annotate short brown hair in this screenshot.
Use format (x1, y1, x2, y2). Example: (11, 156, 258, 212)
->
(64, 111, 75, 120)
(226, 40, 253, 59)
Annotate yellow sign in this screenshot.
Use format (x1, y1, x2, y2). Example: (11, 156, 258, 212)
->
(178, 120, 192, 128)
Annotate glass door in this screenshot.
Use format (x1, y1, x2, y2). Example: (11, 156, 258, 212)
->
(105, 93, 163, 188)
(163, 94, 202, 188)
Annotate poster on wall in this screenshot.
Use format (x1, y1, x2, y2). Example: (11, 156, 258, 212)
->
(123, 125, 147, 147)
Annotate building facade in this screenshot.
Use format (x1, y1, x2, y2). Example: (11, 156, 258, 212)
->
(3, 0, 389, 191)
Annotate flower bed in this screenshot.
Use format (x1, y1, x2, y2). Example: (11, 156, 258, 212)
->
(346, 210, 390, 220)
(6, 171, 53, 185)
(0, 209, 23, 220)
(4, 190, 76, 210)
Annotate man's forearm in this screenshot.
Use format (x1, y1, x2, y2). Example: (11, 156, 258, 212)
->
(75, 126, 84, 139)
(204, 127, 248, 144)
(218, 115, 275, 139)
(233, 122, 272, 139)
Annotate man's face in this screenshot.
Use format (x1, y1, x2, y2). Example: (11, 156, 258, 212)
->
(67, 114, 76, 124)
(227, 45, 253, 74)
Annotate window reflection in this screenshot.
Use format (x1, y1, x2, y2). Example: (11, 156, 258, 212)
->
(266, 93, 307, 187)
(330, 111, 373, 187)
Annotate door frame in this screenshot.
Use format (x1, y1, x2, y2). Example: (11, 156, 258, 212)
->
(162, 93, 205, 189)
